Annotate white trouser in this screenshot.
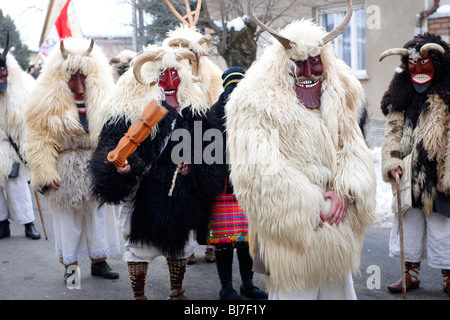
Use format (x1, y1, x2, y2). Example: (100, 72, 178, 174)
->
(268, 271, 357, 300)
(123, 230, 198, 262)
(52, 204, 120, 265)
(389, 207, 450, 269)
(0, 176, 35, 225)
(119, 202, 197, 262)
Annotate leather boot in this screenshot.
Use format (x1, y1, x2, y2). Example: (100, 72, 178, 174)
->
(128, 262, 148, 300)
(91, 260, 119, 279)
(0, 220, 10, 239)
(442, 269, 450, 295)
(167, 257, 190, 300)
(387, 262, 420, 293)
(24, 222, 41, 240)
(236, 246, 268, 300)
(187, 253, 197, 265)
(205, 246, 216, 263)
(216, 248, 242, 300)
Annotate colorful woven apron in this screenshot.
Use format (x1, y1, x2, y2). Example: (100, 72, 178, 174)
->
(207, 179, 249, 247)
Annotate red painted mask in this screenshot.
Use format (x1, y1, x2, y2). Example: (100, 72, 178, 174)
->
(68, 70, 86, 101)
(0, 65, 8, 92)
(159, 68, 180, 109)
(68, 70, 88, 132)
(408, 54, 434, 93)
(293, 55, 324, 109)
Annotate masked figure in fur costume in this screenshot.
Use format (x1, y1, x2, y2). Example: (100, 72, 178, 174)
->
(89, 45, 225, 300)
(25, 38, 120, 284)
(0, 31, 40, 240)
(379, 33, 450, 296)
(162, 23, 223, 264)
(225, 0, 376, 299)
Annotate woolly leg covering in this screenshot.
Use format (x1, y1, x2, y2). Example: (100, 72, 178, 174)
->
(236, 246, 267, 300)
(127, 262, 148, 300)
(215, 248, 241, 300)
(166, 258, 189, 300)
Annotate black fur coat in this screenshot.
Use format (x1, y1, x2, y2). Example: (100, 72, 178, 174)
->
(89, 102, 226, 257)
(381, 33, 450, 215)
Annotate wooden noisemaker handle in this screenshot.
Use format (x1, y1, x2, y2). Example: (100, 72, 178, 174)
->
(107, 100, 168, 167)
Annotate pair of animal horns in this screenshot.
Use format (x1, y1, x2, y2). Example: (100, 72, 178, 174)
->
(60, 39, 95, 59)
(249, 0, 353, 50)
(132, 48, 196, 85)
(379, 43, 445, 62)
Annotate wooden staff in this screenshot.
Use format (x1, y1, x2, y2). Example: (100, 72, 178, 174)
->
(107, 100, 168, 168)
(34, 190, 48, 240)
(394, 171, 406, 298)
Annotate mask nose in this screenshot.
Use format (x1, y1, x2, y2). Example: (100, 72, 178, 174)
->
(415, 61, 422, 73)
(166, 71, 174, 87)
(72, 71, 85, 96)
(303, 60, 312, 78)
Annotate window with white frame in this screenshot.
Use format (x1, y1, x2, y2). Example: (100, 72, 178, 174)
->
(316, 2, 367, 79)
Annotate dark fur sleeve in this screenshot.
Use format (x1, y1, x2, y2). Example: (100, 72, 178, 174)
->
(89, 117, 147, 205)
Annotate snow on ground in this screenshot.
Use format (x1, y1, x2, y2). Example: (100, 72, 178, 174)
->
(371, 147, 394, 228)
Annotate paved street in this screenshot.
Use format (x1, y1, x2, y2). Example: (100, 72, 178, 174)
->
(0, 185, 448, 302)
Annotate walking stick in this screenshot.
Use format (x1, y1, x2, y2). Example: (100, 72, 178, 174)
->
(394, 171, 406, 298)
(34, 190, 48, 240)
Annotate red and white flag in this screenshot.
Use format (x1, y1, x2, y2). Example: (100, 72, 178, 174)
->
(38, 0, 73, 61)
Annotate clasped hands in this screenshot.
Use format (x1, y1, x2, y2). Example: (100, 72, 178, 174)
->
(316, 190, 349, 230)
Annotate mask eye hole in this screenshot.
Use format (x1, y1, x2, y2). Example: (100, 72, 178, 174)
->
(421, 59, 429, 64)
(409, 59, 417, 65)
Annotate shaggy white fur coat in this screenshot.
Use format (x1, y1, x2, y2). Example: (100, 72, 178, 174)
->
(24, 38, 114, 211)
(0, 53, 35, 186)
(225, 20, 376, 293)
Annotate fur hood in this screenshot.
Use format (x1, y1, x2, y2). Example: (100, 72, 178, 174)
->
(162, 24, 223, 106)
(92, 44, 214, 140)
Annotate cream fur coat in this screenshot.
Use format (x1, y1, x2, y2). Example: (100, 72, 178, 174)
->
(225, 20, 376, 293)
(24, 38, 114, 211)
(0, 53, 35, 186)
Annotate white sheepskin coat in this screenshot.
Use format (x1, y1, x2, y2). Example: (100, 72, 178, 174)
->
(225, 20, 376, 293)
(0, 53, 35, 186)
(24, 37, 114, 211)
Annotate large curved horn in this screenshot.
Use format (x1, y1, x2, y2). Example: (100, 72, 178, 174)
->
(322, 0, 353, 44)
(249, 1, 293, 50)
(60, 40, 69, 59)
(85, 39, 95, 56)
(1, 30, 10, 60)
(167, 38, 191, 49)
(198, 34, 212, 47)
(420, 43, 445, 57)
(379, 48, 410, 62)
(132, 50, 164, 85)
(175, 48, 196, 62)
